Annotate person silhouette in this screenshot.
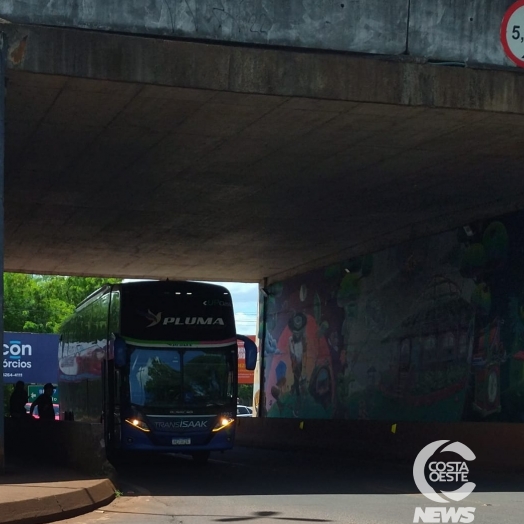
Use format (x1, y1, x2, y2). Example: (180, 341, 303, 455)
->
(30, 383, 56, 421)
(9, 380, 28, 418)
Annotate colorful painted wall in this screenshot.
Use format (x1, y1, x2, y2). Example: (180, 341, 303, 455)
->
(259, 210, 524, 423)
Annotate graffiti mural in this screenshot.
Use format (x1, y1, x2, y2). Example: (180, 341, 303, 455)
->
(261, 211, 524, 422)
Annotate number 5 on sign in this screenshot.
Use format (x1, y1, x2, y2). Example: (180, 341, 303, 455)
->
(501, 0, 524, 67)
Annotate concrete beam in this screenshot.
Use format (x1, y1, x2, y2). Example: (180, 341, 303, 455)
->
(0, 0, 521, 68)
(3, 23, 524, 283)
(0, 0, 409, 55)
(409, 0, 516, 67)
(3, 22, 524, 115)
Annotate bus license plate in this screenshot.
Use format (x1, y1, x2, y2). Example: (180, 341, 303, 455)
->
(172, 438, 191, 445)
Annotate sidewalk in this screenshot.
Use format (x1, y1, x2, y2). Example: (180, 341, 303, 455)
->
(0, 456, 115, 524)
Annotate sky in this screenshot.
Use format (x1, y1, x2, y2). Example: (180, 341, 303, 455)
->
(205, 282, 259, 335)
(123, 279, 259, 335)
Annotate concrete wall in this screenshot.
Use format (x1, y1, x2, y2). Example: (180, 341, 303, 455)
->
(7, 416, 523, 475)
(4, 418, 115, 479)
(0, 1, 520, 67)
(0, 0, 409, 54)
(409, 0, 515, 66)
(236, 418, 524, 472)
(257, 209, 524, 425)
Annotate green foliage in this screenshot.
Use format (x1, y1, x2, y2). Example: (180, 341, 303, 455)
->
(3, 273, 121, 334)
(3, 384, 13, 415)
(238, 384, 253, 405)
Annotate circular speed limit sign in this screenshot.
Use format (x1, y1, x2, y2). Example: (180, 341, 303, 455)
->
(501, 0, 524, 67)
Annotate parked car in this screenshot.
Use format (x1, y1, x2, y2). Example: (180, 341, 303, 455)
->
(237, 405, 253, 417)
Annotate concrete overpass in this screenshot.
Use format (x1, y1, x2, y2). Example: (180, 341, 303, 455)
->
(2, 0, 524, 471)
(0, 0, 523, 283)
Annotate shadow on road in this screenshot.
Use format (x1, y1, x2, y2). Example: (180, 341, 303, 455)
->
(112, 447, 524, 498)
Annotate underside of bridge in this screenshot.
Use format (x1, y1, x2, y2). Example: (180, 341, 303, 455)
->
(4, 22, 524, 283)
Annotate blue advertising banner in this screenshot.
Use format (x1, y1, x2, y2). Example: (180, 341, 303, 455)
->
(3, 332, 59, 384)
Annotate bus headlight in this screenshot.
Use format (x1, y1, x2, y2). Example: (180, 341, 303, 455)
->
(212, 415, 234, 432)
(125, 418, 150, 432)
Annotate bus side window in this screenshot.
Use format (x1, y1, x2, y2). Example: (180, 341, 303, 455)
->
(115, 369, 121, 405)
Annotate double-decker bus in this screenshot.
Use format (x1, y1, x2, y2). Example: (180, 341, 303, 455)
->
(58, 280, 257, 463)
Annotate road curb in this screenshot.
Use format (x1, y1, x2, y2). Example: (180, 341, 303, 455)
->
(0, 478, 116, 524)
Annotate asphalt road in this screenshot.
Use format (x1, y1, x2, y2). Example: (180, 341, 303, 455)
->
(60, 447, 524, 524)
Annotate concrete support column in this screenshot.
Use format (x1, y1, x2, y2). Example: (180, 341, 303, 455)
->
(0, 32, 6, 471)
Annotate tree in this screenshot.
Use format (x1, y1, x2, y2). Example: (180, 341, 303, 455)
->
(3, 273, 121, 333)
(238, 384, 253, 405)
(2, 273, 122, 415)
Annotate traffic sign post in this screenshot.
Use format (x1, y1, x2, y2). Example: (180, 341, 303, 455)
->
(28, 385, 59, 404)
(27, 385, 60, 419)
(501, 0, 524, 67)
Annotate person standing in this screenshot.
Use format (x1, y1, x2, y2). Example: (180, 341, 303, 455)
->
(30, 383, 56, 421)
(9, 380, 28, 418)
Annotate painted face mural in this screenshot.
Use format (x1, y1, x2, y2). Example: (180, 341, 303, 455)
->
(262, 214, 524, 423)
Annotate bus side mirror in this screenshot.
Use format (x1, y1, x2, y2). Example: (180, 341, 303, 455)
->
(114, 336, 127, 368)
(238, 335, 257, 371)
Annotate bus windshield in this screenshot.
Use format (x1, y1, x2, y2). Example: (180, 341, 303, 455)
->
(128, 346, 234, 409)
